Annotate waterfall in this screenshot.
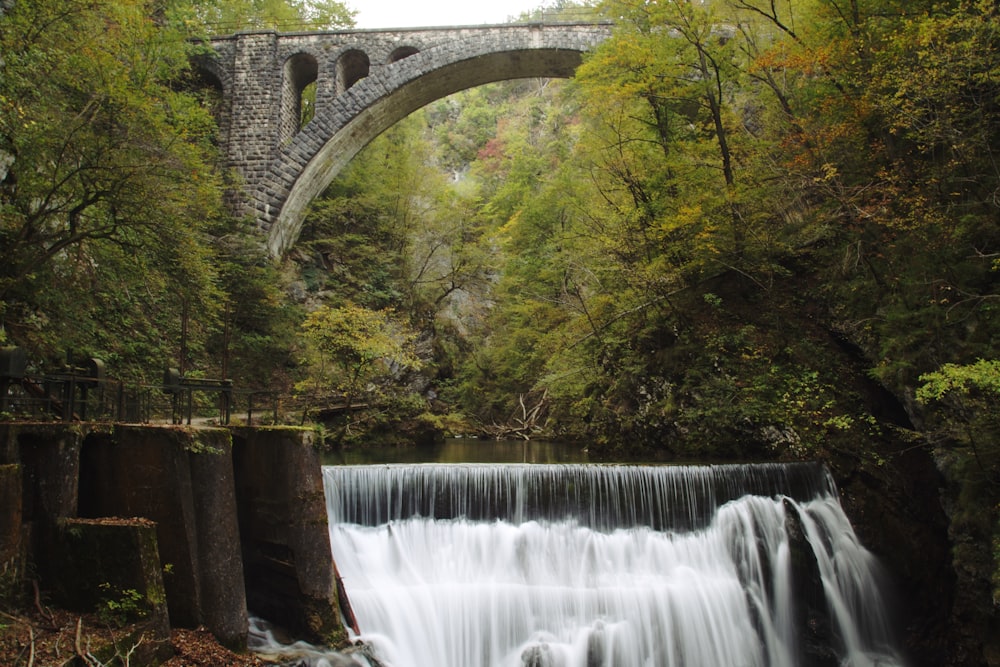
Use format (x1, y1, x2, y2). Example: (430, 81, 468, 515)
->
(323, 463, 905, 667)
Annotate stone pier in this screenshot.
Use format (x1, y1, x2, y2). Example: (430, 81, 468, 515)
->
(0, 423, 342, 652)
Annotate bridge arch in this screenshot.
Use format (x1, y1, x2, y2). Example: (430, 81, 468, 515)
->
(388, 45, 420, 63)
(280, 52, 319, 141)
(205, 24, 610, 256)
(336, 49, 371, 94)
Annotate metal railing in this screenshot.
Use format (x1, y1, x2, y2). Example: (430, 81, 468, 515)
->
(0, 375, 292, 426)
(0, 347, 293, 426)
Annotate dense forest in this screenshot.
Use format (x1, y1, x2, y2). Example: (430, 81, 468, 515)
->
(2, 0, 999, 662)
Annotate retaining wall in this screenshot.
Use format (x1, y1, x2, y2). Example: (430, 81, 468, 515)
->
(0, 423, 342, 652)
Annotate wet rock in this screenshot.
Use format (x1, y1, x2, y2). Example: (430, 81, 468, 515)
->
(587, 621, 607, 667)
(783, 498, 838, 667)
(522, 642, 555, 667)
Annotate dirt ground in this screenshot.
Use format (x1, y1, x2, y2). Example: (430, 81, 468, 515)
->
(0, 607, 274, 666)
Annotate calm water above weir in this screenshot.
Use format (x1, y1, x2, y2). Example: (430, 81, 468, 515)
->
(322, 437, 590, 465)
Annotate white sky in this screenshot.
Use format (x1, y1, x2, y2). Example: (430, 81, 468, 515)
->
(349, 0, 553, 29)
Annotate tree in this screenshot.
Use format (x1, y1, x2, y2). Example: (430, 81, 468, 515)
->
(0, 0, 227, 374)
(177, 0, 355, 34)
(918, 359, 1000, 472)
(298, 303, 421, 409)
(209, 221, 302, 388)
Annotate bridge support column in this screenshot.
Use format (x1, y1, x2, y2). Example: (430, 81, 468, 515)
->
(0, 463, 23, 581)
(224, 31, 282, 222)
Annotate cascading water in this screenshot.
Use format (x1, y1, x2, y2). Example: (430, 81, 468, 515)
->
(323, 462, 905, 667)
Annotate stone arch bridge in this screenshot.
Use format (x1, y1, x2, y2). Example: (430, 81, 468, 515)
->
(199, 22, 611, 256)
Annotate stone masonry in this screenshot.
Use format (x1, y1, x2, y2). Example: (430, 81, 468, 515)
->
(198, 23, 612, 256)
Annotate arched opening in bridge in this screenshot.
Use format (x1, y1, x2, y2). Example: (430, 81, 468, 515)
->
(388, 46, 420, 63)
(186, 64, 227, 148)
(288, 78, 570, 440)
(281, 52, 319, 141)
(336, 49, 370, 94)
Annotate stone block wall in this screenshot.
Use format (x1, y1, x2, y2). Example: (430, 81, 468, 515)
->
(52, 517, 173, 664)
(0, 463, 24, 609)
(0, 423, 83, 586)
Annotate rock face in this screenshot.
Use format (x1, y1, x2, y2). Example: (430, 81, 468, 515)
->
(830, 438, 980, 667)
(934, 450, 1000, 667)
(0, 151, 13, 182)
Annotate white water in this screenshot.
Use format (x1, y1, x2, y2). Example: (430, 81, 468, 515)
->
(324, 463, 905, 667)
(249, 616, 374, 666)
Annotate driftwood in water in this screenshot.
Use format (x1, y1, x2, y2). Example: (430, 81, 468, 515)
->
(332, 558, 360, 636)
(480, 390, 548, 440)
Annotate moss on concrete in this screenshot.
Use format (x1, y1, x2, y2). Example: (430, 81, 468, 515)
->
(53, 517, 172, 663)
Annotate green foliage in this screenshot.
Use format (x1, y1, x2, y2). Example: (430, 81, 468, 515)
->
(918, 359, 1000, 484)
(292, 108, 502, 432)
(96, 583, 147, 628)
(298, 303, 421, 405)
(300, 118, 442, 310)
(0, 0, 229, 378)
(174, 0, 356, 34)
(918, 360, 1000, 404)
(426, 88, 507, 173)
(0, 0, 342, 386)
(209, 224, 301, 388)
(703, 293, 723, 308)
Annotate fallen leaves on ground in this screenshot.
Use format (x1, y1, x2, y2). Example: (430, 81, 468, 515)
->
(0, 607, 275, 666)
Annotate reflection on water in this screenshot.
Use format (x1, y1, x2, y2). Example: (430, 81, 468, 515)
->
(322, 437, 590, 465)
